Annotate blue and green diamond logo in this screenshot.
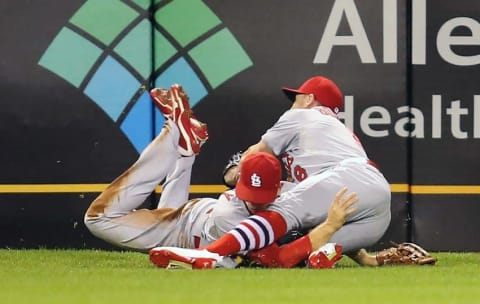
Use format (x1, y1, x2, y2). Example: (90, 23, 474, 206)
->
(39, 0, 252, 152)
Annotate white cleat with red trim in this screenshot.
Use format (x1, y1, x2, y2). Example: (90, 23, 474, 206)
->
(149, 247, 237, 269)
(150, 84, 208, 156)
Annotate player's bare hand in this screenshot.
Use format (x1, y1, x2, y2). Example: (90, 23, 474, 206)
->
(325, 187, 358, 230)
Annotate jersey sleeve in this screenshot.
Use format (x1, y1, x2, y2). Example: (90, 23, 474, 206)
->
(261, 110, 303, 155)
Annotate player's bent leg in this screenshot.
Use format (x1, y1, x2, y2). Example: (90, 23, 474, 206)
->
(157, 155, 195, 209)
(85, 121, 181, 219)
(84, 209, 176, 252)
(329, 207, 391, 254)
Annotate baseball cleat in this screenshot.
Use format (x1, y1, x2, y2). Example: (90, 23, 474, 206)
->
(150, 84, 209, 156)
(307, 243, 343, 269)
(176, 115, 208, 156)
(150, 84, 191, 122)
(150, 87, 173, 117)
(149, 247, 221, 269)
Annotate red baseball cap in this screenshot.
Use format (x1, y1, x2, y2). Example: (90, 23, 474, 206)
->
(235, 152, 282, 204)
(282, 76, 343, 112)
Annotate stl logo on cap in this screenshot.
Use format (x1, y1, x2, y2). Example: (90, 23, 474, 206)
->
(250, 173, 262, 187)
(236, 152, 282, 204)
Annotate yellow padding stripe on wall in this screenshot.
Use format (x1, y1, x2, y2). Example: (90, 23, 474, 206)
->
(0, 184, 228, 193)
(410, 185, 480, 194)
(0, 184, 480, 194)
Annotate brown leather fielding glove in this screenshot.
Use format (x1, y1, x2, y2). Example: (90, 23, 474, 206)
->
(376, 242, 437, 266)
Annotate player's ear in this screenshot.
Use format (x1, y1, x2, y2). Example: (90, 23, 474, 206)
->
(276, 183, 283, 196)
(305, 94, 318, 108)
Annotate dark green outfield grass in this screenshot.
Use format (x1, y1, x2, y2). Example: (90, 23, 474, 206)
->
(0, 250, 479, 304)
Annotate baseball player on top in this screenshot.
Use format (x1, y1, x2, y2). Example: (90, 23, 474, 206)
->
(150, 76, 436, 268)
(84, 84, 358, 268)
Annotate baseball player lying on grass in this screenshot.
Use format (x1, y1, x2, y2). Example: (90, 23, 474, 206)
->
(84, 84, 277, 253)
(149, 77, 436, 268)
(84, 84, 356, 268)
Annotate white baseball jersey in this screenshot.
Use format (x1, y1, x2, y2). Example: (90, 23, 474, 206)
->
(262, 106, 367, 183)
(199, 189, 251, 246)
(260, 106, 391, 252)
(188, 106, 391, 253)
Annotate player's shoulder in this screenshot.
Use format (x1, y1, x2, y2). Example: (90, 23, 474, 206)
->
(275, 109, 310, 125)
(218, 189, 237, 202)
(282, 107, 336, 120)
(212, 190, 249, 227)
(216, 190, 248, 213)
(282, 108, 308, 117)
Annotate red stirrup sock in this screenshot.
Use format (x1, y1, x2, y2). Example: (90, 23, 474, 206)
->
(206, 211, 287, 256)
(276, 235, 313, 268)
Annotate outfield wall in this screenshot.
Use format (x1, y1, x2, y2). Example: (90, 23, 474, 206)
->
(0, 0, 479, 251)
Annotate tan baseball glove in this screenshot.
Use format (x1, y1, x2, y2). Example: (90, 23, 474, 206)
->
(376, 242, 437, 266)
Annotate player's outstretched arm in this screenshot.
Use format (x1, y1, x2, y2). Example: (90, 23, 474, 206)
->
(240, 140, 275, 163)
